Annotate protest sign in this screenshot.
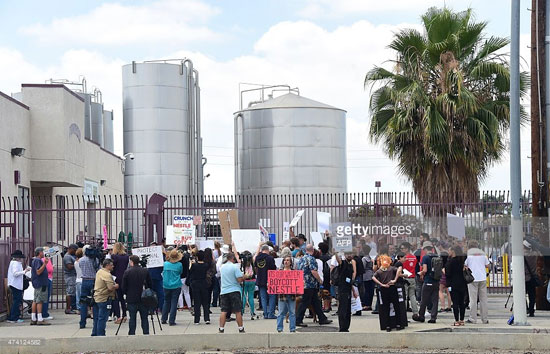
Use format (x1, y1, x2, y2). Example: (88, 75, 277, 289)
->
(447, 213, 465, 239)
(331, 222, 353, 253)
(170, 215, 196, 245)
(267, 270, 304, 295)
(197, 240, 215, 250)
(282, 222, 290, 242)
(311, 231, 323, 249)
(289, 210, 305, 228)
(102, 225, 108, 250)
(274, 258, 283, 269)
(231, 229, 261, 253)
(132, 246, 164, 268)
(218, 209, 239, 244)
(317, 212, 331, 233)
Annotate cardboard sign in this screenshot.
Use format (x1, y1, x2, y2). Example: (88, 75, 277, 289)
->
(289, 210, 305, 228)
(218, 209, 240, 244)
(170, 215, 196, 245)
(197, 240, 215, 250)
(231, 229, 261, 253)
(331, 222, 353, 253)
(317, 212, 331, 233)
(132, 246, 164, 268)
(267, 270, 304, 294)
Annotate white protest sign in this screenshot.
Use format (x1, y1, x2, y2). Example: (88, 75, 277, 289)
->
(289, 210, 305, 228)
(197, 240, 215, 250)
(282, 222, 290, 242)
(310, 231, 323, 249)
(274, 257, 283, 269)
(132, 246, 164, 268)
(170, 215, 196, 245)
(447, 213, 465, 239)
(317, 212, 331, 233)
(231, 229, 261, 253)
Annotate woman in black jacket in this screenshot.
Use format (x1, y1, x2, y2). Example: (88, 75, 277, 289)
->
(445, 246, 467, 326)
(188, 250, 210, 324)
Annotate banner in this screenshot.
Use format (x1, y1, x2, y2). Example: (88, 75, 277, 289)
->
(132, 246, 164, 268)
(267, 270, 304, 294)
(310, 231, 323, 248)
(170, 215, 196, 245)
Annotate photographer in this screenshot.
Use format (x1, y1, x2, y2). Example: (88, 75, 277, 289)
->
(92, 259, 118, 336)
(122, 255, 152, 335)
(79, 245, 98, 329)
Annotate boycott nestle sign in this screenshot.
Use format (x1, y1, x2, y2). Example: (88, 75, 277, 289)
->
(267, 270, 304, 295)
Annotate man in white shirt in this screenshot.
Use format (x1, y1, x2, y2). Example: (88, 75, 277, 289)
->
(465, 240, 490, 324)
(7, 250, 30, 323)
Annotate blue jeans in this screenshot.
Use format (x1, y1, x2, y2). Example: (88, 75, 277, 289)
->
(151, 278, 164, 312)
(211, 276, 220, 307)
(161, 287, 181, 325)
(91, 299, 111, 336)
(277, 297, 296, 332)
(76, 281, 82, 308)
(42, 279, 52, 317)
(8, 286, 23, 321)
(259, 286, 276, 318)
(79, 279, 95, 328)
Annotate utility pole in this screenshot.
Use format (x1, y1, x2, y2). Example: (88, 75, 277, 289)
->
(511, 0, 528, 326)
(532, 0, 548, 218)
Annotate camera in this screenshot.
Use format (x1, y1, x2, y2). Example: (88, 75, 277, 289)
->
(139, 254, 150, 268)
(80, 291, 96, 307)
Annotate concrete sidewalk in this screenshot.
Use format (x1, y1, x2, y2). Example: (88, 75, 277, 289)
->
(0, 295, 549, 353)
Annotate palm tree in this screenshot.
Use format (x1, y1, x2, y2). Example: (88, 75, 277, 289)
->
(365, 7, 527, 214)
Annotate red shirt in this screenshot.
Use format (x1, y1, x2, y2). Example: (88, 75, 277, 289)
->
(403, 253, 417, 278)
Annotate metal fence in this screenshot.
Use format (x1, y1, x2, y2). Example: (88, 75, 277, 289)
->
(0, 190, 535, 313)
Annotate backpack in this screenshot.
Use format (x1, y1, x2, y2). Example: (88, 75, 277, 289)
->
(330, 265, 340, 286)
(431, 256, 443, 281)
(141, 288, 158, 310)
(353, 255, 365, 279)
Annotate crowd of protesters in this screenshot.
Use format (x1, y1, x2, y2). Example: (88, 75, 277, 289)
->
(4, 229, 549, 336)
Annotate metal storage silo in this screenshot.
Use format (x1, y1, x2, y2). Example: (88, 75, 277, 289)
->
(235, 92, 347, 195)
(103, 110, 114, 153)
(122, 60, 203, 198)
(80, 93, 92, 140)
(91, 101, 104, 147)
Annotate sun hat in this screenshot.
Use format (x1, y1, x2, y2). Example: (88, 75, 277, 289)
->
(168, 249, 183, 263)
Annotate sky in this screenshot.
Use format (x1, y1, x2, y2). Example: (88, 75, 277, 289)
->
(0, 0, 534, 195)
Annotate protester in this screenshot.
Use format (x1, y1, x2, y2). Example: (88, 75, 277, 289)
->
(218, 251, 245, 333)
(92, 259, 118, 336)
(204, 248, 217, 311)
(318, 242, 333, 312)
(335, 252, 356, 332)
(290, 237, 301, 257)
(523, 240, 539, 317)
(372, 254, 402, 332)
(241, 251, 257, 320)
(123, 255, 152, 335)
(438, 247, 452, 313)
(177, 245, 192, 311)
(188, 250, 211, 324)
(364, 234, 378, 258)
(62, 244, 78, 315)
(276, 256, 296, 333)
(74, 248, 83, 312)
(30, 247, 50, 326)
(40, 247, 54, 320)
(214, 244, 231, 307)
(79, 245, 98, 329)
(465, 240, 489, 324)
(161, 249, 183, 326)
(148, 241, 165, 313)
(110, 242, 129, 324)
(399, 242, 418, 316)
(360, 245, 375, 312)
(371, 245, 389, 315)
(445, 245, 467, 326)
(413, 242, 439, 323)
(254, 244, 277, 319)
(296, 244, 332, 327)
(7, 250, 30, 323)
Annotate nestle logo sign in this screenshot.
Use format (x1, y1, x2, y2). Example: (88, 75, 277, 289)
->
(174, 216, 193, 221)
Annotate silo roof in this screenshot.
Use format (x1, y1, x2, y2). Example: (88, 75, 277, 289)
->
(238, 93, 346, 112)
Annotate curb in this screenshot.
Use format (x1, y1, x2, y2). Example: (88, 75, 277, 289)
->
(2, 331, 550, 353)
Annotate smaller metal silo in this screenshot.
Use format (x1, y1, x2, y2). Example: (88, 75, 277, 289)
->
(91, 102, 104, 147)
(103, 110, 114, 152)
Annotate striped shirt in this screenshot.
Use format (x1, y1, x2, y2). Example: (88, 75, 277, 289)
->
(79, 256, 97, 279)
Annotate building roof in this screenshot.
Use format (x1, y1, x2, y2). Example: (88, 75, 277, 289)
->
(0, 90, 29, 110)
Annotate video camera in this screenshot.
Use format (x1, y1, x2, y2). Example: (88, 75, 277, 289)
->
(239, 251, 253, 269)
(139, 254, 150, 268)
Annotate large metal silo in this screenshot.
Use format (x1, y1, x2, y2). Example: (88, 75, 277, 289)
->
(234, 92, 347, 236)
(122, 60, 203, 198)
(235, 92, 347, 195)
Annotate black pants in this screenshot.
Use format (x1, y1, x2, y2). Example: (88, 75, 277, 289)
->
(296, 288, 327, 324)
(418, 282, 438, 320)
(526, 280, 537, 315)
(191, 280, 210, 323)
(450, 288, 466, 321)
(127, 302, 149, 335)
(337, 289, 352, 332)
(379, 286, 401, 328)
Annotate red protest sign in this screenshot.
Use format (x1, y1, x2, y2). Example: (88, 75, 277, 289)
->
(267, 270, 304, 295)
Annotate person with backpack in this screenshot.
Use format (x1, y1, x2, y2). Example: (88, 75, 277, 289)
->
(335, 252, 356, 332)
(412, 242, 440, 323)
(360, 245, 375, 311)
(122, 255, 152, 335)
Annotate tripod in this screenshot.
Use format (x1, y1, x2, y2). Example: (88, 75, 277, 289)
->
(505, 286, 513, 310)
(149, 309, 163, 334)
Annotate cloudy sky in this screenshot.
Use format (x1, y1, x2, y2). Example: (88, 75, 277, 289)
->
(0, 0, 533, 195)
